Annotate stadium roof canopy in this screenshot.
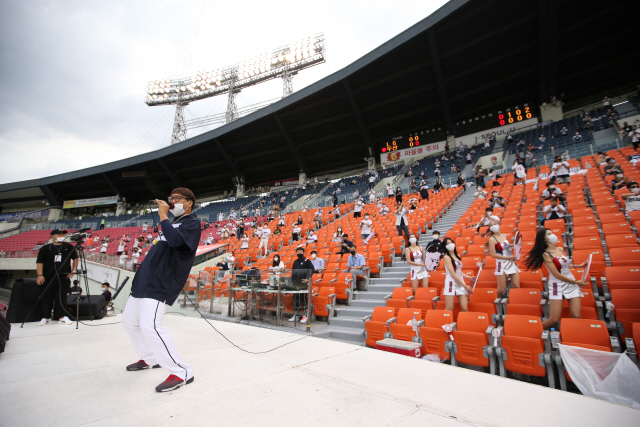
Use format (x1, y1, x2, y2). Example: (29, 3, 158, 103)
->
(1, 0, 636, 209)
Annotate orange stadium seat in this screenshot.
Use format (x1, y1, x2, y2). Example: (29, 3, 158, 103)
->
(363, 307, 396, 348)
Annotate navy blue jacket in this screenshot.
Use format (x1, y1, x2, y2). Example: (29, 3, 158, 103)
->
(131, 214, 200, 305)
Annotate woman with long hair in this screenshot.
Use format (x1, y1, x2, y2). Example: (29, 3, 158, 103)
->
(405, 233, 428, 293)
(487, 224, 520, 296)
(523, 228, 587, 329)
(395, 187, 403, 204)
(441, 237, 475, 312)
(268, 253, 285, 287)
(332, 226, 343, 243)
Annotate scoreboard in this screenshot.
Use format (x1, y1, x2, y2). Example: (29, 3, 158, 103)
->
(497, 105, 534, 126)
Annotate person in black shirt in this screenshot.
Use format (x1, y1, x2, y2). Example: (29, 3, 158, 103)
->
(101, 282, 112, 304)
(122, 188, 200, 393)
(425, 230, 441, 252)
(515, 153, 526, 168)
(289, 246, 314, 324)
(36, 229, 78, 325)
(336, 234, 354, 255)
(69, 279, 83, 295)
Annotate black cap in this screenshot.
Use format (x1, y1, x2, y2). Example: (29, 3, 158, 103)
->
(50, 229, 67, 235)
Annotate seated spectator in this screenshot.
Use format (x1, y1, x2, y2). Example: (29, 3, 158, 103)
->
(621, 182, 640, 215)
(596, 152, 607, 165)
(612, 175, 632, 191)
(551, 156, 571, 184)
(543, 196, 566, 224)
(342, 246, 367, 291)
(603, 157, 623, 176)
(310, 250, 325, 274)
(560, 126, 569, 136)
(542, 181, 564, 200)
(538, 135, 546, 144)
(101, 282, 112, 305)
(69, 280, 83, 295)
(573, 132, 583, 143)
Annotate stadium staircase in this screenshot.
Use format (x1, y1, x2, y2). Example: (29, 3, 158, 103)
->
(327, 188, 477, 344)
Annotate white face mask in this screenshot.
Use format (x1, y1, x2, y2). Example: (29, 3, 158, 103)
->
(446, 243, 456, 252)
(409, 237, 417, 244)
(490, 224, 500, 233)
(493, 193, 498, 198)
(170, 203, 186, 216)
(311, 254, 317, 259)
(631, 187, 640, 194)
(56, 237, 65, 242)
(617, 174, 623, 178)
(549, 186, 555, 190)
(547, 234, 558, 245)
(364, 216, 369, 219)
(274, 257, 279, 262)
(433, 235, 440, 240)
(102, 288, 107, 292)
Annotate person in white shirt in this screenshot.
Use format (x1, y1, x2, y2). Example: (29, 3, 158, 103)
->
(240, 234, 250, 249)
(395, 202, 410, 243)
(369, 189, 376, 204)
(204, 233, 213, 245)
(100, 241, 108, 254)
(543, 196, 567, 224)
(309, 250, 325, 274)
(220, 226, 229, 239)
(379, 204, 390, 216)
(602, 96, 611, 108)
(471, 207, 501, 235)
(292, 224, 302, 242)
(542, 181, 563, 200)
(513, 160, 526, 185)
(314, 210, 323, 229)
(267, 253, 286, 286)
(360, 213, 373, 239)
(306, 230, 318, 245)
(560, 127, 569, 136)
(131, 248, 140, 265)
(368, 175, 376, 189)
(254, 207, 261, 217)
(302, 204, 308, 212)
(257, 223, 270, 256)
(119, 251, 128, 269)
(386, 183, 394, 199)
(538, 135, 546, 144)
(622, 182, 640, 215)
(146, 233, 153, 244)
(353, 198, 364, 218)
(572, 132, 583, 143)
(551, 156, 571, 184)
(278, 215, 285, 226)
(218, 211, 224, 222)
(117, 240, 125, 256)
(474, 189, 488, 200)
(142, 222, 148, 232)
(332, 226, 344, 243)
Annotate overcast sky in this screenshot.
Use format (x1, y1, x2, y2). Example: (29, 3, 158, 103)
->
(0, 0, 449, 185)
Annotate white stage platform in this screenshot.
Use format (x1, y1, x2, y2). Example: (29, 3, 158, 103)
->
(1, 314, 638, 427)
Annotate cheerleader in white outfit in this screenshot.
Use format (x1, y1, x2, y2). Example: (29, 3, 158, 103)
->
(523, 228, 587, 329)
(404, 234, 428, 293)
(441, 237, 476, 313)
(487, 224, 520, 296)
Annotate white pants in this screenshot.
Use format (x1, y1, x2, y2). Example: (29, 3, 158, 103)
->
(258, 237, 269, 252)
(122, 297, 193, 381)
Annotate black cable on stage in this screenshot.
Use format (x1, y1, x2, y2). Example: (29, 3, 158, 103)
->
(182, 291, 310, 354)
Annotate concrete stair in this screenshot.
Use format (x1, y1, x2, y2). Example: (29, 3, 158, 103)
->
(326, 187, 477, 345)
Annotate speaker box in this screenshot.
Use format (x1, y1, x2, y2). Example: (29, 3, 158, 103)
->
(66, 295, 106, 320)
(6, 278, 43, 324)
(0, 311, 10, 354)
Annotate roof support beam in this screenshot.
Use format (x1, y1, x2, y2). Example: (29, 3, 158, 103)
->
(274, 113, 307, 173)
(39, 185, 60, 207)
(157, 159, 181, 188)
(101, 173, 121, 197)
(343, 79, 373, 155)
(427, 29, 454, 137)
(213, 138, 241, 176)
(538, 0, 558, 103)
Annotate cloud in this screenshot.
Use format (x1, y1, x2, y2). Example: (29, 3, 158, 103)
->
(0, 0, 448, 184)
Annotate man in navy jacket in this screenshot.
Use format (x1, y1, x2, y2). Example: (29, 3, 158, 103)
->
(122, 188, 200, 392)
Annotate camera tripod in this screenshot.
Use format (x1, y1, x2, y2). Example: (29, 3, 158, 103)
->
(20, 234, 94, 329)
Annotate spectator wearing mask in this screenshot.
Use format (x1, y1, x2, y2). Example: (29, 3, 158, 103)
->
(368, 189, 376, 204)
(572, 132, 583, 143)
(523, 228, 587, 329)
(425, 231, 441, 252)
(101, 282, 112, 305)
(603, 157, 622, 176)
(474, 166, 485, 188)
(240, 234, 250, 249)
(441, 238, 475, 313)
(386, 183, 394, 199)
(379, 204, 390, 216)
(342, 246, 367, 291)
(465, 153, 473, 164)
(419, 180, 429, 200)
(395, 202, 410, 244)
(513, 160, 526, 185)
(332, 226, 344, 243)
(542, 181, 563, 200)
(405, 234, 428, 293)
(621, 182, 640, 215)
(360, 213, 373, 240)
(292, 223, 301, 242)
(117, 239, 125, 256)
(268, 254, 285, 286)
(395, 187, 403, 204)
(257, 223, 271, 257)
(119, 250, 129, 268)
(100, 240, 108, 254)
(310, 250, 325, 274)
(487, 224, 520, 296)
(611, 174, 631, 191)
(337, 234, 354, 255)
(306, 230, 318, 245)
(290, 247, 314, 323)
(506, 131, 513, 144)
(560, 127, 569, 137)
(471, 207, 501, 236)
(488, 192, 506, 209)
(551, 156, 571, 184)
(353, 198, 364, 218)
(543, 196, 566, 224)
(237, 222, 244, 240)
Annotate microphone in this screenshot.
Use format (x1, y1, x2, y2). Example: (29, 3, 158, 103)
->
(112, 277, 130, 301)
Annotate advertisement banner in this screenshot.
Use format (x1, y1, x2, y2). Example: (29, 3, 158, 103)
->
(380, 142, 444, 165)
(86, 262, 120, 285)
(454, 118, 539, 148)
(63, 196, 118, 209)
(0, 209, 50, 222)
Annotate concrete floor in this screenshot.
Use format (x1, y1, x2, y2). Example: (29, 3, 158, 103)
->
(1, 315, 638, 427)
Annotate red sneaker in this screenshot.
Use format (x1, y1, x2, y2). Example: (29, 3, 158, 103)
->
(155, 374, 195, 392)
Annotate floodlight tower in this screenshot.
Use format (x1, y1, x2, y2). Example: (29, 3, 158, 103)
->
(144, 33, 326, 145)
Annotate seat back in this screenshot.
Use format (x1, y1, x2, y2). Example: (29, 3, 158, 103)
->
(370, 306, 395, 322)
(469, 288, 498, 303)
(457, 311, 492, 334)
(423, 309, 454, 328)
(508, 288, 542, 305)
(396, 308, 422, 324)
(504, 314, 543, 340)
(391, 287, 413, 299)
(560, 318, 611, 351)
(414, 287, 438, 301)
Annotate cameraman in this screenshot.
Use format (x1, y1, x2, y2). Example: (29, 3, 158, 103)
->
(36, 229, 77, 325)
(122, 188, 200, 393)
